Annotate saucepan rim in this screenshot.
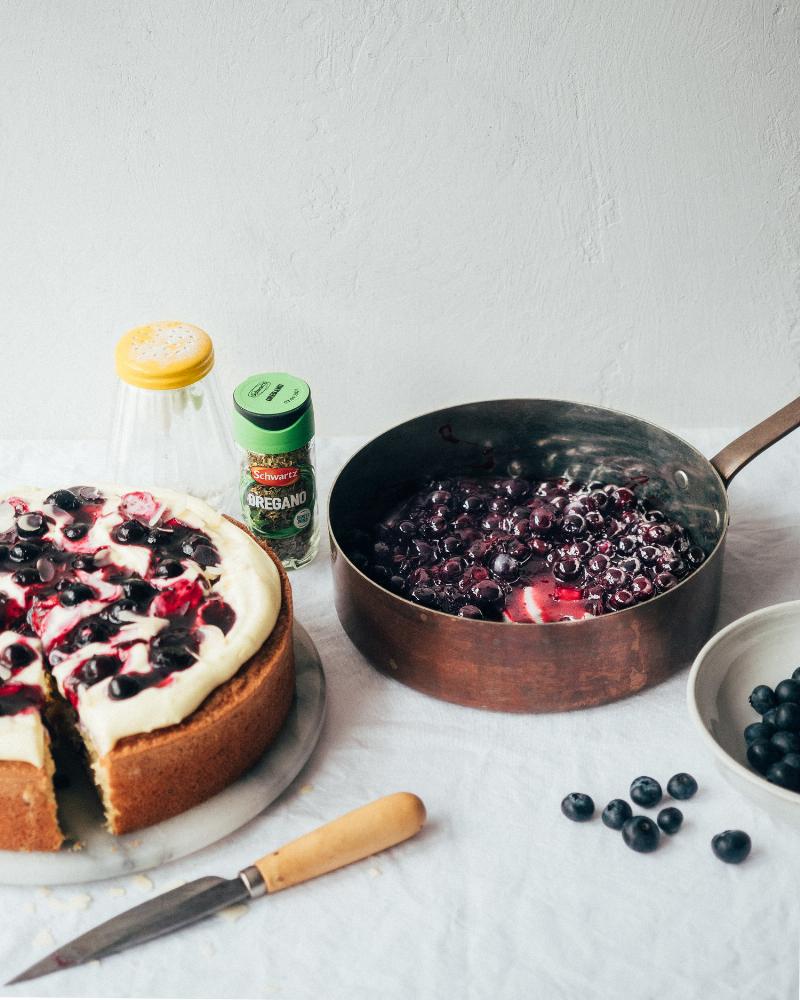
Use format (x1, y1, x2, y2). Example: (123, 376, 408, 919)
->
(328, 396, 730, 627)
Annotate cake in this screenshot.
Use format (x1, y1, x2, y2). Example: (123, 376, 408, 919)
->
(0, 485, 294, 850)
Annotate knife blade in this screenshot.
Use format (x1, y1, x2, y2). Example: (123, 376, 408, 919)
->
(7, 791, 426, 986)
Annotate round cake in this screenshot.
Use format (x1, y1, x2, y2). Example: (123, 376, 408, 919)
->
(0, 485, 294, 850)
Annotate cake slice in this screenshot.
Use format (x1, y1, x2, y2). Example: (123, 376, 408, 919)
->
(0, 634, 62, 850)
(0, 486, 294, 849)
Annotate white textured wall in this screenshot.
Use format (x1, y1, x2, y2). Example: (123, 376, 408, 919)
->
(1, 1, 798, 442)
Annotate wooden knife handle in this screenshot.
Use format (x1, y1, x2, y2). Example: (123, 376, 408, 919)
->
(254, 792, 426, 893)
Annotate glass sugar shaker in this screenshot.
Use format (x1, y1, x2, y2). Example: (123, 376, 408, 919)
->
(232, 372, 319, 569)
(108, 321, 237, 511)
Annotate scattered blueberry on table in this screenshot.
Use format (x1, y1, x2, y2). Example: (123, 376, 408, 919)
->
(711, 830, 751, 864)
(622, 816, 660, 853)
(630, 776, 662, 808)
(666, 772, 698, 800)
(657, 807, 683, 834)
(601, 798, 633, 830)
(561, 792, 595, 822)
(562, 772, 753, 865)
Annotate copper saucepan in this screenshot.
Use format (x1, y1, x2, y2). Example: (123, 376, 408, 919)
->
(328, 397, 800, 712)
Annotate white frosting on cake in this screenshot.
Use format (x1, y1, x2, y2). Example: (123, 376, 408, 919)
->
(0, 486, 282, 762)
(0, 633, 48, 767)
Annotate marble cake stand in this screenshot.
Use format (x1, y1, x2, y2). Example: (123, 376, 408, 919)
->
(0, 623, 326, 886)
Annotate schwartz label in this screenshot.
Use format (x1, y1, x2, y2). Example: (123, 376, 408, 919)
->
(250, 465, 301, 487)
(242, 463, 315, 540)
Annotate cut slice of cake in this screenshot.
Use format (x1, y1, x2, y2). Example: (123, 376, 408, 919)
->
(0, 485, 294, 849)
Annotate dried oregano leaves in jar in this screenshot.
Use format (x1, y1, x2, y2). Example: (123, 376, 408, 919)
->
(232, 373, 319, 569)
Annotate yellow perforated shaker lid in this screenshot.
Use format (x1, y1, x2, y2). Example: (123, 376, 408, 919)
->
(115, 321, 215, 390)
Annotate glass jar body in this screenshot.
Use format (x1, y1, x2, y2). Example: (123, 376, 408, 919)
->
(107, 371, 237, 512)
(236, 438, 319, 570)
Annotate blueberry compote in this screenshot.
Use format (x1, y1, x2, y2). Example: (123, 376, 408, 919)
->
(0, 487, 236, 718)
(358, 475, 706, 622)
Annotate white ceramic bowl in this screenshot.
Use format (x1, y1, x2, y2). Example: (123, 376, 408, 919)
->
(688, 599, 800, 823)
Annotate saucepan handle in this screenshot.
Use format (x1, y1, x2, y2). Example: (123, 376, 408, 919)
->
(711, 395, 800, 488)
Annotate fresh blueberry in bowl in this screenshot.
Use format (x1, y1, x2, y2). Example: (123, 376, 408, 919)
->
(774, 702, 800, 733)
(621, 815, 660, 852)
(744, 723, 775, 745)
(630, 776, 662, 808)
(710, 830, 751, 864)
(749, 684, 776, 715)
(775, 678, 800, 704)
(771, 730, 800, 755)
(746, 739, 782, 773)
(561, 792, 595, 822)
(765, 760, 800, 791)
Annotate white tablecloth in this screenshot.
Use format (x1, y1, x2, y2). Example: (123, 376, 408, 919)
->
(0, 431, 799, 1000)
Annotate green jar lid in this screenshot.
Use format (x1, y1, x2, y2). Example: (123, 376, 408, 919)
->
(232, 372, 315, 453)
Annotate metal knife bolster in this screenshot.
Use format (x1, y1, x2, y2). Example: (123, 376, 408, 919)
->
(238, 865, 267, 898)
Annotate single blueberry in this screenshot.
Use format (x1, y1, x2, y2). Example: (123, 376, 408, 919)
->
(108, 674, 141, 699)
(154, 559, 184, 579)
(711, 830, 751, 864)
(63, 522, 89, 541)
(775, 678, 800, 704)
(8, 541, 42, 564)
(749, 685, 776, 715)
(622, 815, 660, 853)
(561, 792, 595, 822)
(657, 807, 683, 834)
(666, 772, 698, 800)
(80, 655, 119, 686)
(771, 730, 800, 755)
(630, 776, 662, 808)
(457, 604, 483, 619)
(46, 489, 82, 511)
(122, 578, 157, 606)
(601, 799, 632, 830)
(16, 513, 47, 538)
(746, 739, 781, 773)
(114, 520, 147, 545)
(59, 583, 94, 607)
(0, 643, 34, 669)
(775, 702, 800, 733)
(762, 707, 780, 728)
(792, 667, 800, 681)
(765, 760, 800, 792)
(744, 723, 775, 745)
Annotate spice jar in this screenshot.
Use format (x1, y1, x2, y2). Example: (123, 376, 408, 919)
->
(232, 372, 319, 569)
(108, 321, 237, 510)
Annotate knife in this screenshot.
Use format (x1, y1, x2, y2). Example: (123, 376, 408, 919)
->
(7, 791, 426, 985)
